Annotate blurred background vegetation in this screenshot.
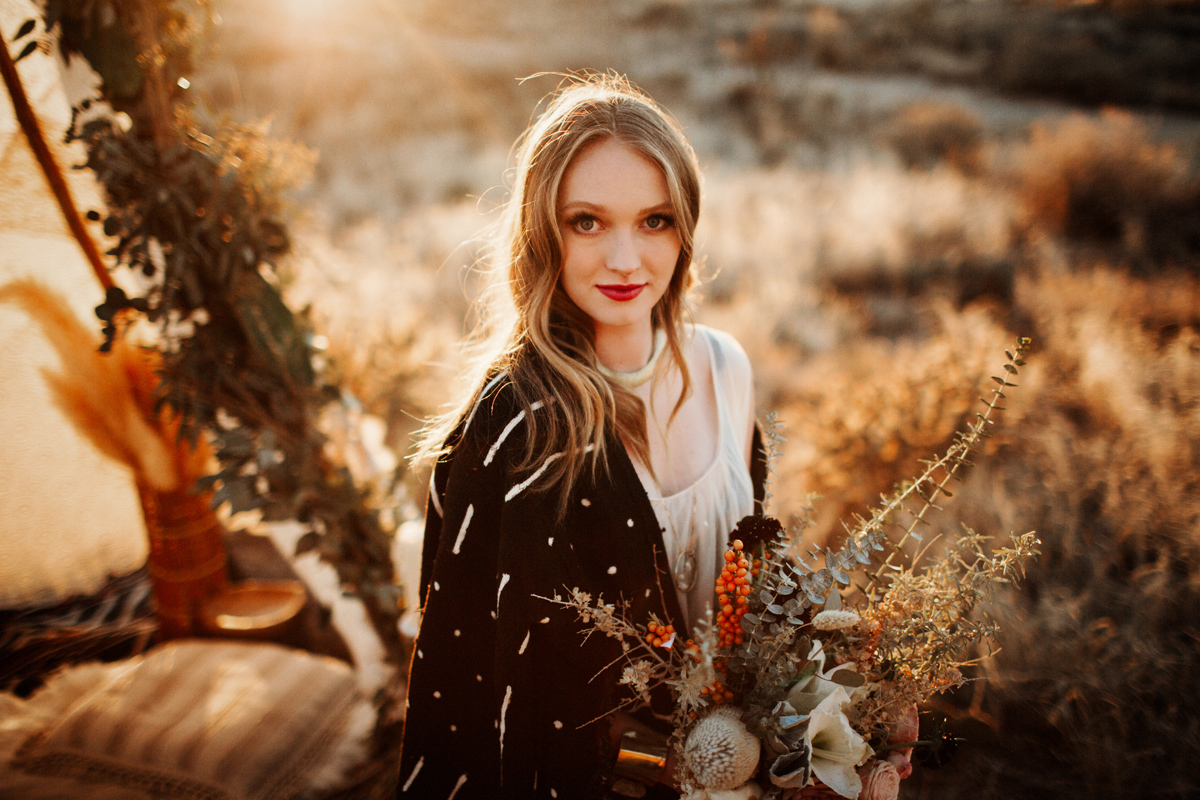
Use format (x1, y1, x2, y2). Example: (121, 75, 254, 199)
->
(187, 0, 1198, 797)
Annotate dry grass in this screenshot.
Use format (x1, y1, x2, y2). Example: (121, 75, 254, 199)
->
(896, 266, 1200, 800)
(1013, 110, 1200, 267)
(882, 102, 985, 175)
(189, 2, 1200, 792)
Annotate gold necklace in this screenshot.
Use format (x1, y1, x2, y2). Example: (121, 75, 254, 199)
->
(598, 329, 667, 389)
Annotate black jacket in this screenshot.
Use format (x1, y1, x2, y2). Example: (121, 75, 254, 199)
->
(398, 375, 766, 799)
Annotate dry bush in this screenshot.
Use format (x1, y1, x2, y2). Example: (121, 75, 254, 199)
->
(902, 267, 1200, 799)
(1014, 110, 1200, 266)
(736, 257, 1200, 795)
(882, 102, 985, 175)
(763, 304, 1011, 544)
(810, 163, 1016, 313)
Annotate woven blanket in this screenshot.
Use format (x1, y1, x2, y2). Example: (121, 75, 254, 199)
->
(0, 640, 374, 800)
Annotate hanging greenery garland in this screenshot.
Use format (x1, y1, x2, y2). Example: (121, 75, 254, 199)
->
(29, 0, 403, 663)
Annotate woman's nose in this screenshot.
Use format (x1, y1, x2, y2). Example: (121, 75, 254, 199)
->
(605, 231, 639, 275)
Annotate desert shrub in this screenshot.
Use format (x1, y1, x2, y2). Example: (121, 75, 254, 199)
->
(883, 102, 985, 175)
(903, 267, 1200, 799)
(765, 304, 1011, 542)
(1014, 110, 1200, 266)
(812, 162, 1016, 308)
(742, 261, 1200, 797)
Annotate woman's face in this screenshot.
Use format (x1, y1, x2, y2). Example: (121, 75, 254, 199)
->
(557, 137, 682, 343)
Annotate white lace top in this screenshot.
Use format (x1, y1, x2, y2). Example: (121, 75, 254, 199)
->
(631, 326, 755, 630)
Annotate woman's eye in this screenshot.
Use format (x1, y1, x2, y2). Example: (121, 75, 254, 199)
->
(645, 214, 674, 230)
(568, 214, 598, 233)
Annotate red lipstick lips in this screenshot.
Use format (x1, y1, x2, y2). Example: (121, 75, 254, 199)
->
(597, 284, 645, 302)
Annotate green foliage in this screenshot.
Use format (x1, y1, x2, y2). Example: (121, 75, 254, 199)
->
(44, 0, 401, 660)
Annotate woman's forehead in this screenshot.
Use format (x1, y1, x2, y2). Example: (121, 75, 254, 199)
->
(559, 139, 670, 211)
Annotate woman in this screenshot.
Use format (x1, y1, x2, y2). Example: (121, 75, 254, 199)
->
(398, 75, 766, 800)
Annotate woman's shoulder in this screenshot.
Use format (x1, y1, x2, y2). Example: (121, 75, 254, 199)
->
(689, 323, 752, 380)
(437, 370, 524, 459)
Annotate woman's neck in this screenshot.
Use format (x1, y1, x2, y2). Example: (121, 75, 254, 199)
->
(594, 320, 656, 372)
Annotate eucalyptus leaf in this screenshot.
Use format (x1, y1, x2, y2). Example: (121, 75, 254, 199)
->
(829, 668, 866, 688)
(13, 40, 37, 63)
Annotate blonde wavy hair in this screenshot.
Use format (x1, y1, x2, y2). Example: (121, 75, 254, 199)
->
(416, 74, 702, 515)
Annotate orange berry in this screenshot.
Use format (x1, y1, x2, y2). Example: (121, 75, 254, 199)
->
(732, 539, 744, 550)
(723, 604, 734, 615)
(724, 690, 734, 701)
(736, 596, 747, 606)
(664, 625, 674, 634)
(652, 637, 663, 647)
(724, 551, 736, 562)
(751, 568, 759, 576)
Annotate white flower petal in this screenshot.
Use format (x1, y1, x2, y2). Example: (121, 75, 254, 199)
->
(805, 687, 873, 798)
(785, 675, 841, 715)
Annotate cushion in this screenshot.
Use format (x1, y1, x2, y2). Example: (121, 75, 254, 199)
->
(0, 640, 374, 800)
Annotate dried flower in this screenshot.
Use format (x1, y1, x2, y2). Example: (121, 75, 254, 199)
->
(685, 707, 761, 791)
(619, 660, 656, 705)
(812, 610, 861, 630)
(683, 782, 765, 800)
(805, 688, 873, 799)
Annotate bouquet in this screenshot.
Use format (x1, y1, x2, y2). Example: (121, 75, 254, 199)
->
(548, 339, 1039, 800)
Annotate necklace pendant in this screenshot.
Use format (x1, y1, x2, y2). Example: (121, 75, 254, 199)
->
(674, 551, 697, 592)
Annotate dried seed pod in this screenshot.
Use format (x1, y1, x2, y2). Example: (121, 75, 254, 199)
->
(684, 706, 760, 791)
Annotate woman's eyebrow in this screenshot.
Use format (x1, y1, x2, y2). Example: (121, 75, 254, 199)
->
(559, 200, 673, 215)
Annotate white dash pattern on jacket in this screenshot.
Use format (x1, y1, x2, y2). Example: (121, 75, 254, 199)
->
(401, 756, 424, 792)
(497, 572, 511, 611)
(519, 629, 530, 654)
(484, 410, 524, 466)
(448, 773, 468, 800)
(499, 684, 513, 755)
(428, 463, 443, 518)
(451, 504, 474, 555)
(463, 371, 508, 433)
(505, 453, 563, 502)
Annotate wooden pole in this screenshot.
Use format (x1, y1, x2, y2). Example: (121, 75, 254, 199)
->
(1, 32, 113, 291)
